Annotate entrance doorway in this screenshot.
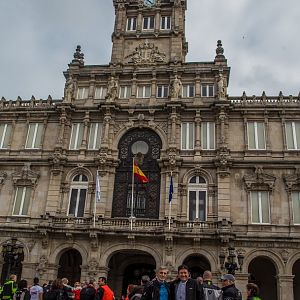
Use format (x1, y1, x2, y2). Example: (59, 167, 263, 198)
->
(107, 250, 156, 299)
(182, 254, 211, 279)
(248, 256, 278, 300)
(293, 259, 300, 300)
(57, 249, 82, 285)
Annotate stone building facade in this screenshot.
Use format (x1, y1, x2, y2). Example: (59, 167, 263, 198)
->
(0, 1, 300, 300)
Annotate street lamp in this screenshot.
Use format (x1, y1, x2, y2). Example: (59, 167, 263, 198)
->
(2, 238, 24, 280)
(219, 246, 244, 275)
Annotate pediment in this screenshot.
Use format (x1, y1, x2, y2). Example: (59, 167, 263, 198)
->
(283, 168, 300, 190)
(11, 163, 40, 186)
(243, 166, 276, 191)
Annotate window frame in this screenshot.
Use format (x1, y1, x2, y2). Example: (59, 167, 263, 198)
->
(126, 17, 137, 31)
(247, 121, 266, 150)
(0, 123, 12, 149)
(285, 121, 300, 150)
(88, 123, 102, 150)
(181, 122, 195, 150)
(137, 85, 151, 98)
(12, 186, 32, 216)
(69, 123, 84, 150)
(76, 87, 89, 99)
(94, 86, 107, 99)
(292, 191, 300, 225)
(250, 191, 270, 224)
(157, 85, 169, 98)
(143, 16, 155, 30)
(160, 16, 171, 30)
(25, 123, 43, 149)
(201, 122, 215, 150)
(201, 84, 215, 97)
(182, 85, 195, 98)
(119, 86, 132, 99)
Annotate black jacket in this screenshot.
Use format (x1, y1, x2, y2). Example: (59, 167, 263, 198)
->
(141, 278, 170, 300)
(170, 278, 204, 300)
(221, 284, 242, 300)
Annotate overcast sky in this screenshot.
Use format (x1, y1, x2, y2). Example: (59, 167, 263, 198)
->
(0, 0, 299, 100)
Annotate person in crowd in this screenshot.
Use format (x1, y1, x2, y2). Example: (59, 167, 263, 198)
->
(43, 281, 53, 296)
(14, 279, 30, 300)
(170, 265, 204, 300)
(73, 282, 81, 300)
(80, 280, 96, 300)
(129, 275, 150, 300)
(202, 271, 221, 300)
(1, 274, 17, 300)
(96, 277, 114, 300)
(61, 279, 73, 300)
(246, 283, 261, 300)
(221, 274, 242, 300)
(30, 277, 43, 300)
(44, 279, 65, 300)
(196, 278, 203, 285)
(141, 266, 169, 300)
(125, 284, 136, 300)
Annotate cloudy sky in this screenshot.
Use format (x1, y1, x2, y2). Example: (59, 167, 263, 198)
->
(0, 0, 299, 100)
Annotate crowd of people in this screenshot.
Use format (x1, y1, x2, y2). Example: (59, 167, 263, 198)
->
(0, 265, 262, 300)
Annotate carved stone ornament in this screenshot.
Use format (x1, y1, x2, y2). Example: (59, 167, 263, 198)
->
(36, 255, 48, 275)
(167, 147, 177, 168)
(11, 163, 40, 187)
(280, 249, 290, 263)
(49, 150, 67, 175)
(283, 168, 300, 191)
(214, 147, 232, 177)
(126, 40, 166, 65)
(88, 258, 99, 276)
(243, 166, 276, 191)
(165, 235, 173, 256)
(0, 171, 7, 185)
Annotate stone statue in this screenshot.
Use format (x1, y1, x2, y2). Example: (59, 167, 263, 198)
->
(217, 73, 227, 99)
(107, 76, 118, 100)
(170, 75, 182, 98)
(65, 77, 75, 102)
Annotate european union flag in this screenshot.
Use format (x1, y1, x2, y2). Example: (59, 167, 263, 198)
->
(169, 174, 174, 203)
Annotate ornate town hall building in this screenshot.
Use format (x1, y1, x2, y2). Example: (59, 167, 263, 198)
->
(0, 1, 300, 299)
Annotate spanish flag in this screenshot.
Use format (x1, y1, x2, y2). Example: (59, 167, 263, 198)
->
(133, 161, 149, 183)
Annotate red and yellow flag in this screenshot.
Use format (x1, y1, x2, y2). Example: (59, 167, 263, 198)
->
(133, 162, 149, 183)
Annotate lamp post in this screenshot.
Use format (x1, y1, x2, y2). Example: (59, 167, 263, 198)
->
(2, 238, 24, 280)
(219, 246, 244, 275)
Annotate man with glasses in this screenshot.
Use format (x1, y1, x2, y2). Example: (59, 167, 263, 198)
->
(141, 266, 170, 300)
(221, 274, 242, 300)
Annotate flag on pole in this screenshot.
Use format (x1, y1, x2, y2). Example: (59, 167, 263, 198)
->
(133, 162, 149, 183)
(169, 174, 174, 203)
(95, 171, 101, 202)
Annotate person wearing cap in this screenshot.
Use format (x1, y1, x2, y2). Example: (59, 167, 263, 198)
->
(221, 274, 242, 300)
(169, 264, 204, 300)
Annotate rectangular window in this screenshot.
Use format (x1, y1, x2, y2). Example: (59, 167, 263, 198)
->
(88, 123, 102, 150)
(76, 87, 89, 99)
(137, 86, 151, 98)
(0, 124, 12, 149)
(161, 16, 171, 30)
(127, 17, 137, 31)
(25, 123, 43, 149)
(68, 188, 87, 218)
(292, 192, 300, 224)
(286, 122, 300, 150)
(157, 85, 169, 98)
(69, 123, 84, 150)
(251, 191, 270, 224)
(201, 122, 215, 150)
(12, 187, 31, 216)
(201, 85, 214, 97)
(182, 85, 195, 98)
(181, 122, 195, 150)
(94, 86, 107, 99)
(247, 121, 266, 150)
(188, 190, 206, 221)
(143, 16, 155, 30)
(119, 86, 131, 99)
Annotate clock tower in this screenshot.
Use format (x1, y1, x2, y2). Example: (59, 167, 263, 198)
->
(111, 0, 188, 65)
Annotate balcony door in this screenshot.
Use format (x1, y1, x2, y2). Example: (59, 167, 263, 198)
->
(112, 128, 161, 219)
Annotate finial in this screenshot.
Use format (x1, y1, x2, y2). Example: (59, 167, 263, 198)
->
(47, 95, 52, 100)
(1, 97, 6, 101)
(215, 40, 226, 63)
(31, 95, 36, 101)
(262, 91, 266, 97)
(17, 96, 22, 101)
(71, 45, 85, 65)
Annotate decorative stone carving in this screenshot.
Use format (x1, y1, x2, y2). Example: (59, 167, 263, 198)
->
(106, 76, 118, 101)
(36, 255, 48, 275)
(243, 166, 276, 191)
(170, 75, 182, 99)
(126, 40, 166, 65)
(217, 73, 227, 100)
(283, 168, 300, 191)
(165, 235, 173, 256)
(90, 232, 98, 250)
(0, 171, 7, 186)
(11, 163, 40, 187)
(87, 258, 99, 276)
(214, 146, 232, 177)
(64, 76, 75, 102)
(280, 249, 289, 263)
(49, 150, 67, 175)
(167, 147, 177, 168)
(71, 45, 84, 65)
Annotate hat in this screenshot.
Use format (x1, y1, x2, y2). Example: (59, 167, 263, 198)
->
(221, 274, 235, 281)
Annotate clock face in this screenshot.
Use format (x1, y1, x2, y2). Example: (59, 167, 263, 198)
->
(144, 0, 156, 7)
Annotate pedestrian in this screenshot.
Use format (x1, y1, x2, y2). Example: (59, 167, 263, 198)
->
(30, 278, 43, 300)
(141, 266, 169, 300)
(129, 275, 150, 300)
(1, 274, 17, 300)
(73, 283, 81, 300)
(44, 279, 65, 300)
(169, 265, 204, 300)
(125, 285, 136, 300)
(202, 271, 221, 300)
(246, 283, 261, 300)
(14, 279, 30, 300)
(96, 277, 114, 300)
(221, 274, 242, 300)
(61, 279, 73, 300)
(80, 280, 96, 300)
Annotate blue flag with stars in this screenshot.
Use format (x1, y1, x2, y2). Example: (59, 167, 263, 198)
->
(169, 174, 174, 203)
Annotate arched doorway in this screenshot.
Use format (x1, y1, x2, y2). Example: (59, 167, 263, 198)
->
(57, 249, 82, 285)
(293, 259, 300, 300)
(112, 128, 162, 219)
(182, 254, 211, 279)
(107, 250, 156, 299)
(248, 257, 278, 300)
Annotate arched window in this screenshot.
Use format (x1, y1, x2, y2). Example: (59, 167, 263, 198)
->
(68, 174, 88, 217)
(188, 176, 207, 221)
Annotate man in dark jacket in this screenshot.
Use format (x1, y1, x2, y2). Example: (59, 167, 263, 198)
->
(202, 271, 221, 300)
(80, 280, 96, 300)
(170, 265, 204, 300)
(141, 266, 169, 300)
(221, 274, 242, 300)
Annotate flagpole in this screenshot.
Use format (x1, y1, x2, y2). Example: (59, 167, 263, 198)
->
(130, 157, 135, 231)
(93, 170, 98, 228)
(168, 171, 172, 231)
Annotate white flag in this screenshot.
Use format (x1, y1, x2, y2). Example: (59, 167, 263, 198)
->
(96, 171, 101, 202)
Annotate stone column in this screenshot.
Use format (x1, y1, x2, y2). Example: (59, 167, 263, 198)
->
(277, 274, 294, 300)
(194, 111, 201, 157)
(81, 112, 90, 150)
